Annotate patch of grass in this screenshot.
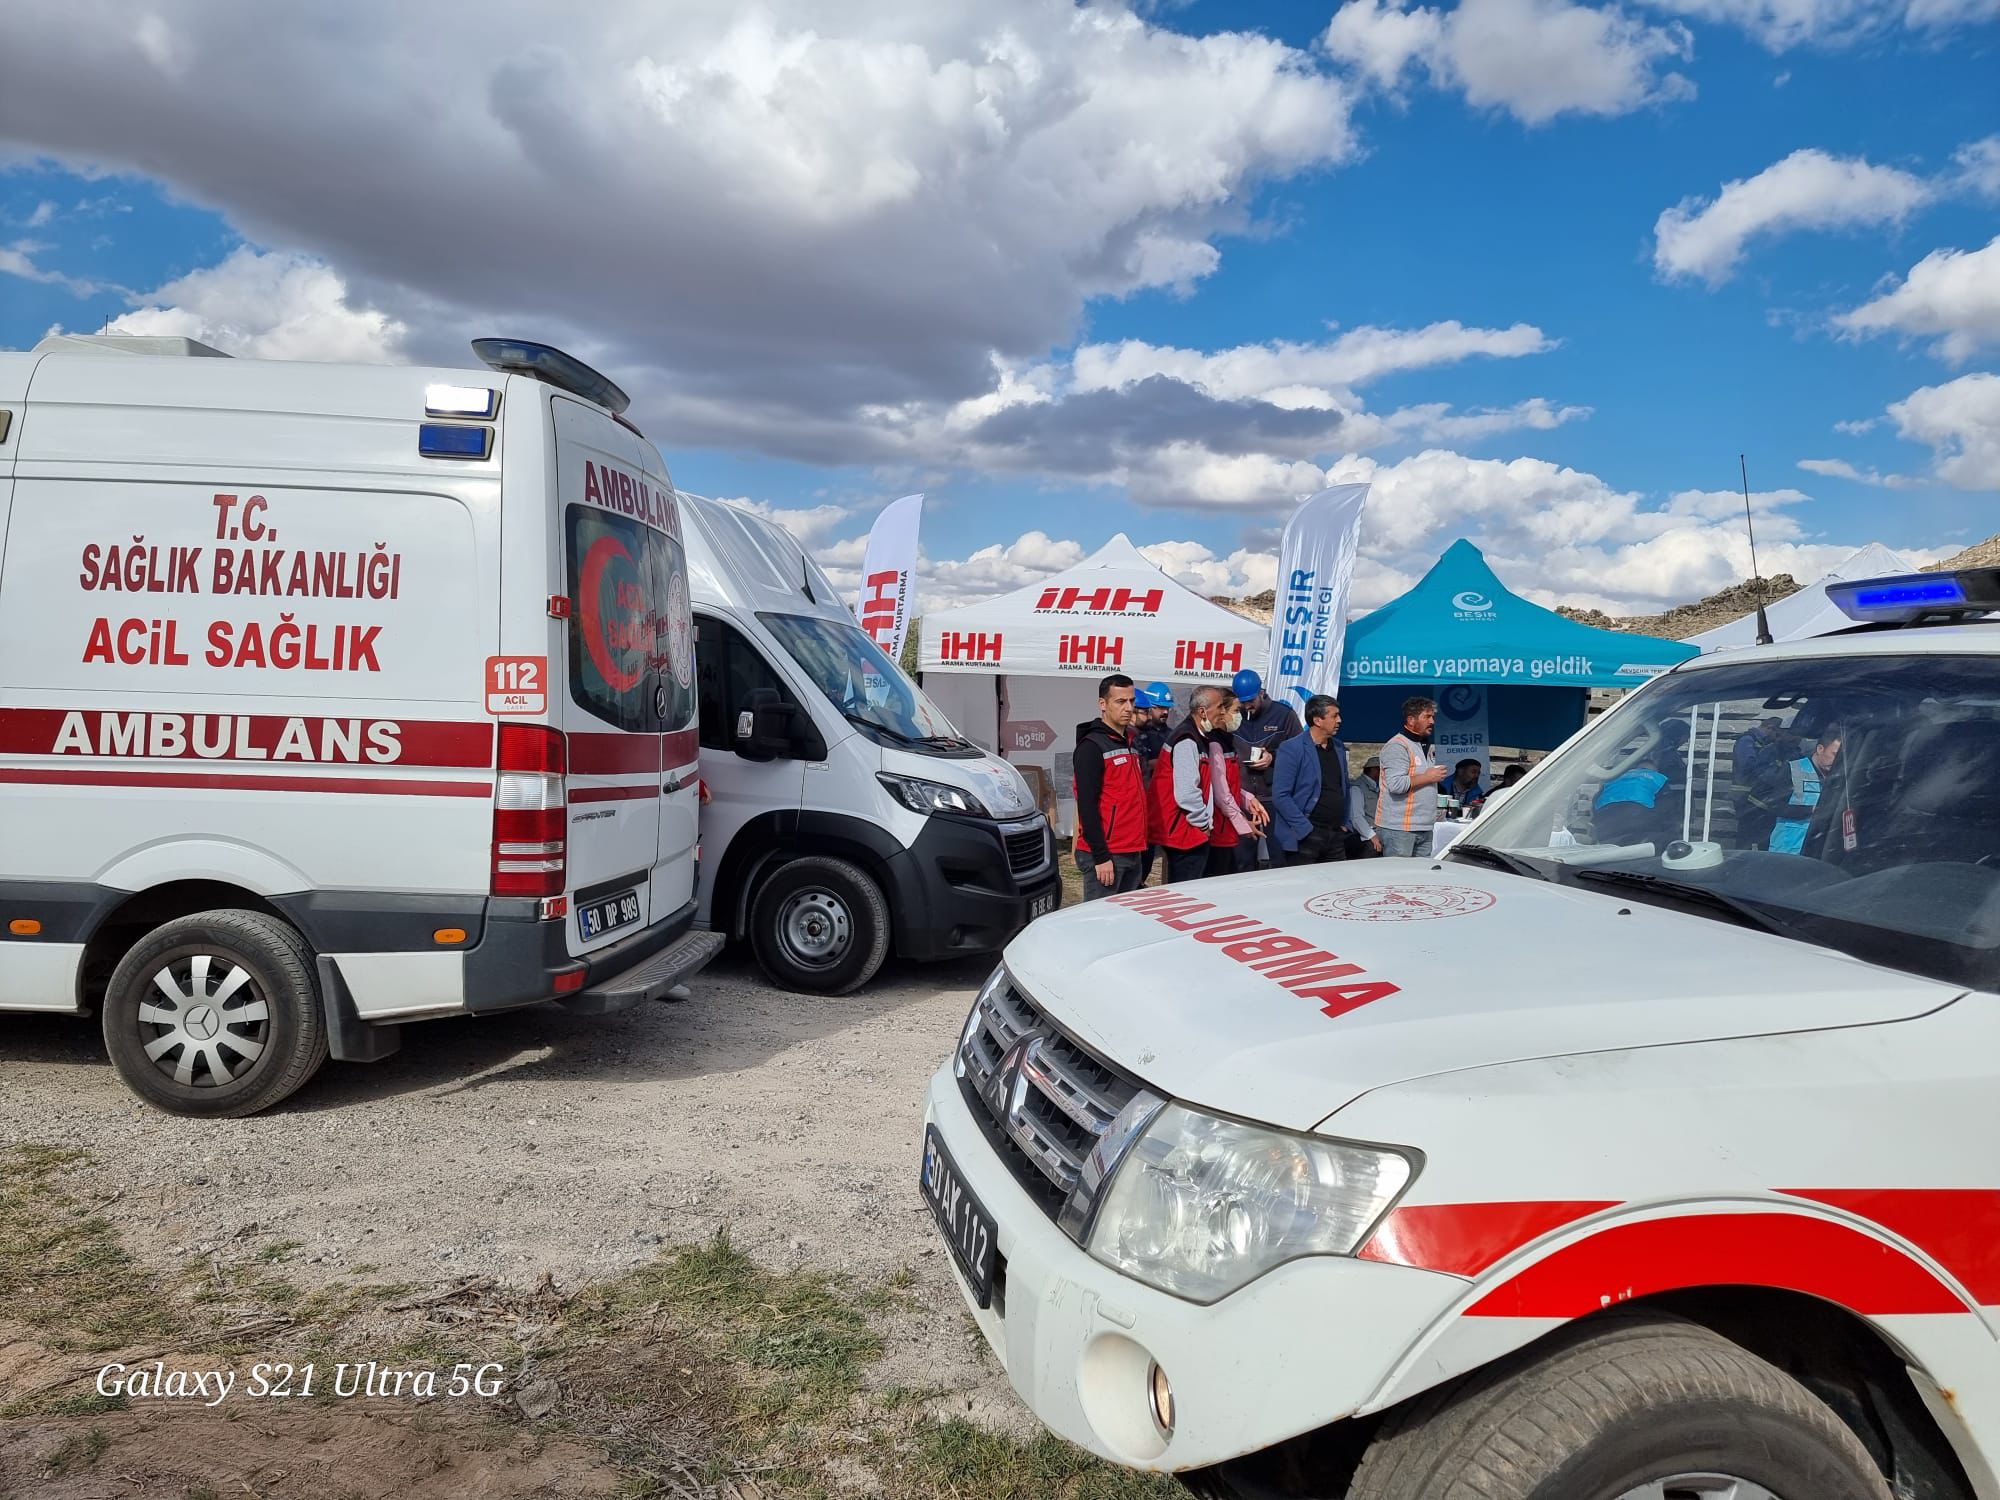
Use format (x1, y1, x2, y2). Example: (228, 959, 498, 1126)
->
(892, 1418, 1184, 1500)
(0, 1145, 182, 1352)
(257, 1239, 304, 1264)
(42, 1425, 109, 1476)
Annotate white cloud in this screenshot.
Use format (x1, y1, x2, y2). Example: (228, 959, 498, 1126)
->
(1889, 371, 2000, 489)
(1324, 0, 1694, 126)
(717, 496, 854, 547)
(106, 247, 407, 363)
(23, 200, 56, 228)
(1654, 148, 1933, 284)
(0, 238, 104, 295)
(1834, 417, 1880, 434)
(1796, 457, 1923, 488)
(1834, 235, 2000, 363)
(1957, 136, 2000, 200)
(1383, 395, 1592, 441)
(1646, 0, 2000, 49)
(1138, 538, 1280, 598)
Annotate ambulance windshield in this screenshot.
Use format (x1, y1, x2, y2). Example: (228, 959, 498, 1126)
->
(1463, 651, 2000, 990)
(757, 612, 970, 753)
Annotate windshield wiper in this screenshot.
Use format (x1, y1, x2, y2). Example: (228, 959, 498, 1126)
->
(1568, 868, 1799, 938)
(1446, 843, 1549, 880)
(841, 710, 925, 749)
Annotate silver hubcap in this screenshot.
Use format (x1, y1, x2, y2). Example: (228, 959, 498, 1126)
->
(777, 890, 852, 969)
(138, 953, 270, 1088)
(1617, 1478, 1783, 1500)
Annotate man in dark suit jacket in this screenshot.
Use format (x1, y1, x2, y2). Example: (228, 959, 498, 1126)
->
(1271, 695, 1373, 867)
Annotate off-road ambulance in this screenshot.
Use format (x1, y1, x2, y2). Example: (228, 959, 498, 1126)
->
(0, 334, 720, 1116)
(923, 569, 2000, 1500)
(678, 491, 1059, 995)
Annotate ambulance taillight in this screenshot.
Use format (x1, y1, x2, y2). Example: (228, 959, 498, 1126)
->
(492, 724, 567, 900)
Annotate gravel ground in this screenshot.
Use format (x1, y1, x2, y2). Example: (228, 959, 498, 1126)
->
(0, 947, 1026, 1429)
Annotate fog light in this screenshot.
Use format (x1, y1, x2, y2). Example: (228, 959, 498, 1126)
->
(1148, 1362, 1175, 1436)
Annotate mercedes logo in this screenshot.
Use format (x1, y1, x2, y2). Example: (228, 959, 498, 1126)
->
(184, 1005, 220, 1041)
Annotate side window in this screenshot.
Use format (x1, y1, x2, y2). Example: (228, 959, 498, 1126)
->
(694, 614, 792, 752)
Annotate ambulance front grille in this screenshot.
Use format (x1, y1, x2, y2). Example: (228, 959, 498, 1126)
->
(955, 971, 1144, 1225)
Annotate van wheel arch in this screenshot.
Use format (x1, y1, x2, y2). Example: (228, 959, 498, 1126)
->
(78, 880, 287, 1013)
(713, 812, 902, 943)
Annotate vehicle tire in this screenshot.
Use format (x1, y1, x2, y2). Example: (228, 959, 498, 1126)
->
(1345, 1312, 1891, 1500)
(101, 909, 329, 1118)
(748, 856, 891, 995)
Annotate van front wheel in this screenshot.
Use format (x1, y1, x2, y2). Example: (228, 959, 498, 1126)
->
(749, 857, 890, 995)
(101, 910, 329, 1118)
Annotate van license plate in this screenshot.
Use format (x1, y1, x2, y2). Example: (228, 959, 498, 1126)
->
(579, 890, 642, 941)
(921, 1126, 997, 1307)
(1029, 890, 1057, 920)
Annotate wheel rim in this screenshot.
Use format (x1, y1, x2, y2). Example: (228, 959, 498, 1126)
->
(137, 953, 271, 1089)
(776, 889, 853, 970)
(1616, 1477, 1784, 1500)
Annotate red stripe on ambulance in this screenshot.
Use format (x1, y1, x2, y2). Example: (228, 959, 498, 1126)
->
(1780, 1188, 2000, 1306)
(1361, 1201, 1619, 1278)
(1103, 888, 1400, 1019)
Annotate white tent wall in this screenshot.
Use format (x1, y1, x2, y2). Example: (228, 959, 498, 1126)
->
(1682, 542, 1916, 651)
(923, 671, 997, 752)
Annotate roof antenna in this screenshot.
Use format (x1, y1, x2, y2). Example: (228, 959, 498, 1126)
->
(1741, 453, 1774, 646)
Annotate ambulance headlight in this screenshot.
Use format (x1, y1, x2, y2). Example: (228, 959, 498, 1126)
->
(878, 772, 990, 818)
(1085, 1103, 1415, 1304)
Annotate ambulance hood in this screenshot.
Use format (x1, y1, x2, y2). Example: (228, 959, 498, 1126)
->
(1002, 862, 1962, 1133)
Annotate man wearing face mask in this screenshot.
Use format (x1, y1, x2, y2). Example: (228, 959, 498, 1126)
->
(1149, 685, 1268, 883)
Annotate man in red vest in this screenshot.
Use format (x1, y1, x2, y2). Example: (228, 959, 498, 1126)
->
(1072, 673, 1149, 899)
(1149, 685, 1268, 883)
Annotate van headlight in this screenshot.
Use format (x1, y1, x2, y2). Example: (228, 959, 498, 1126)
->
(878, 772, 990, 818)
(1084, 1103, 1416, 1304)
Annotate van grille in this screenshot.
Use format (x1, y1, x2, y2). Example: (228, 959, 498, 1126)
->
(956, 972, 1142, 1224)
(1003, 826, 1050, 878)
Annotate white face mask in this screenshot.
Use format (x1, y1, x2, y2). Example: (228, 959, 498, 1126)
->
(1222, 711, 1243, 732)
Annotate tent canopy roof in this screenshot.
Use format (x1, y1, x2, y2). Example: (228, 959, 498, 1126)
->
(1682, 541, 1915, 651)
(1343, 539, 1696, 690)
(919, 533, 1266, 680)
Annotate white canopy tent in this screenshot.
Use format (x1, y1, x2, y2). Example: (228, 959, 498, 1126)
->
(919, 535, 1269, 834)
(1681, 542, 1918, 652)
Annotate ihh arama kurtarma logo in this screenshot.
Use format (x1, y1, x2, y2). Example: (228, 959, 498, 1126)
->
(1451, 589, 1497, 620)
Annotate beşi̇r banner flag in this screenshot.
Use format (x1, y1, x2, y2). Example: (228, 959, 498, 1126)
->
(854, 493, 924, 661)
(1267, 482, 1369, 708)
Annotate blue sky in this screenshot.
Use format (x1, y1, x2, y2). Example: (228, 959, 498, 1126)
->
(2, 0, 1995, 616)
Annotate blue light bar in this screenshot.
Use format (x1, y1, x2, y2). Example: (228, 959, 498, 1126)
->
(470, 338, 631, 415)
(419, 423, 493, 459)
(1828, 568, 2000, 624)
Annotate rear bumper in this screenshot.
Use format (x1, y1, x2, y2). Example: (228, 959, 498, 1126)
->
(460, 896, 701, 1012)
(888, 817, 1061, 962)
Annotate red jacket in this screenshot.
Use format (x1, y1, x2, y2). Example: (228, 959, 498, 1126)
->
(1073, 720, 1151, 856)
(1150, 728, 1245, 851)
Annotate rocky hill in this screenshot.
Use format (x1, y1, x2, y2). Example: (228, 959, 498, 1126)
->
(1926, 534, 2000, 571)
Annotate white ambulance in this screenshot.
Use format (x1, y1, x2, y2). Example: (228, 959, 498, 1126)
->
(922, 569, 2000, 1500)
(677, 491, 1060, 995)
(0, 334, 719, 1117)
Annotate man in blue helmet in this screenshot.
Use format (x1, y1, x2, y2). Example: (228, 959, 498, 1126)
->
(1230, 667, 1300, 872)
(1131, 682, 1174, 883)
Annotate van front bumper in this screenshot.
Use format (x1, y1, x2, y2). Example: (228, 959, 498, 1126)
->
(920, 1063, 1465, 1472)
(889, 817, 1060, 962)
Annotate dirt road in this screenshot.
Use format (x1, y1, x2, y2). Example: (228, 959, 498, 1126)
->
(0, 948, 1022, 1428)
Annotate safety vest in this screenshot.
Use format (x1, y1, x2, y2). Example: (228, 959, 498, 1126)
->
(1768, 755, 1824, 855)
(1150, 736, 1245, 851)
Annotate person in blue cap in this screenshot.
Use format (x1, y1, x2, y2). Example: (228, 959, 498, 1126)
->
(1229, 668, 1300, 871)
(1131, 683, 1175, 882)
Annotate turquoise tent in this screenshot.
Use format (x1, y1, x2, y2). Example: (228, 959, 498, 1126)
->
(1337, 539, 1699, 749)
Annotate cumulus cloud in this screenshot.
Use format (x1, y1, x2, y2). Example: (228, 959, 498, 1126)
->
(1834, 235, 2000, 363)
(1654, 148, 1933, 284)
(0, 0, 1356, 458)
(0, 238, 105, 295)
(1796, 457, 1924, 488)
(1889, 371, 2000, 489)
(1646, 0, 2000, 49)
(1324, 0, 1694, 125)
(105, 247, 407, 362)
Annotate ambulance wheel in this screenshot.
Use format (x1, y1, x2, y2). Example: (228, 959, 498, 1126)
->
(749, 856, 890, 996)
(1343, 1312, 1891, 1500)
(102, 910, 329, 1118)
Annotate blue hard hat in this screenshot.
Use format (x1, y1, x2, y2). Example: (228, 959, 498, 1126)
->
(1231, 668, 1262, 700)
(1131, 688, 1155, 709)
(1146, 681, 1172, 706)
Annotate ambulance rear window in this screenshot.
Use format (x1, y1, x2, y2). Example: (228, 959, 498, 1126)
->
(564, 505, 695, 733)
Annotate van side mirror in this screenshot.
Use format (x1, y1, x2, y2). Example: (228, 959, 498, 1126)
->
(735, 688, 796, 761)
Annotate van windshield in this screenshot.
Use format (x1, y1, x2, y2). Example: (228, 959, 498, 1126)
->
(756, 612, 970, 752)
(1460, 650, 2000, 991)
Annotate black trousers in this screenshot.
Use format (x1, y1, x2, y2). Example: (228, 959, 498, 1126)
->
(1276, 825, 1349, 867)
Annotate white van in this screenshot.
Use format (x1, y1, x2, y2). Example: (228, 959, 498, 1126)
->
(0, 334, 720, 1116)
(678, 492, 1060, 994)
